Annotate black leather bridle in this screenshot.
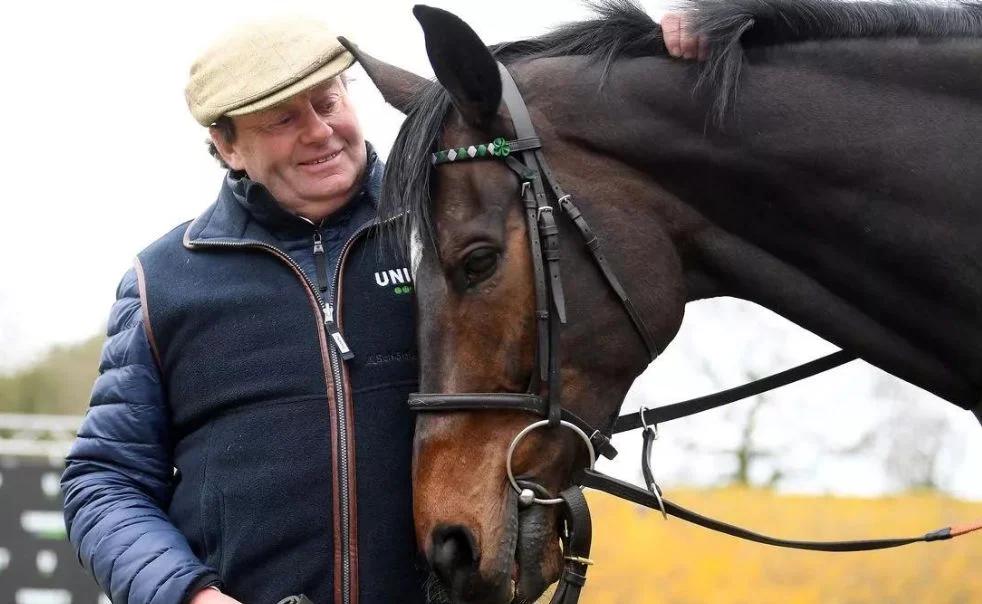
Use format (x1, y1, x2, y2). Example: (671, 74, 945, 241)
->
(409, 62, 981, 604)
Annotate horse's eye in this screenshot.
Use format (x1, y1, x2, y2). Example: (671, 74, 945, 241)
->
(463, 248, 500, 285)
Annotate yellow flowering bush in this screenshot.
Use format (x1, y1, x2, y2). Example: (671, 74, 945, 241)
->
(583, 488, 982, 604)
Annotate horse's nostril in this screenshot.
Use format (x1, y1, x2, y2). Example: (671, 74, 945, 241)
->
(430, 524, 478, 581)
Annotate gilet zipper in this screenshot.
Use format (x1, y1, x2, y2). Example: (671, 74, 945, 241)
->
(327, 218, 380, 604)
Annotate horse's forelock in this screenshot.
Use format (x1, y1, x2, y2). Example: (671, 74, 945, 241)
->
(379, 80, 452, 254)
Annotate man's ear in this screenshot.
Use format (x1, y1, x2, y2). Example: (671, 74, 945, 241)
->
(413, 5, 501, 129)
(209, 126, 245, 171)
(339, 37, 428, 115)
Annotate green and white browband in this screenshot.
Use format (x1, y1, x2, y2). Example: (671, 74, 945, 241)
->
(432, 137, 511, 165)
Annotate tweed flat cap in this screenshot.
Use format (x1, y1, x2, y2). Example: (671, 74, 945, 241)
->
(186, 17, 355, 126)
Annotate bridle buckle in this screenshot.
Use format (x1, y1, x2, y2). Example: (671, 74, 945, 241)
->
(639, 405, 658, 439)
(564, 555, 595, 566)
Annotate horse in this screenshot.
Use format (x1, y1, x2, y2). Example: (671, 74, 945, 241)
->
(342, 0, 982, 602)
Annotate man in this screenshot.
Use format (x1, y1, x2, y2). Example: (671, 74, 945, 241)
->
(62, 18, 421, 604)
(61, 13, 701, 604)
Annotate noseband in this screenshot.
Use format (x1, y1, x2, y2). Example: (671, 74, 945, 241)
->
(408, 62, 981, 604)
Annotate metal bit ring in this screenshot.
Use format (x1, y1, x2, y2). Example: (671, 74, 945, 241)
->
(506, 419, 597, 506)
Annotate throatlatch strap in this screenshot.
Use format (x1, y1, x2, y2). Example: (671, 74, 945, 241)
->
(577, 469, 982, 552)
(534, 150, 659, 360)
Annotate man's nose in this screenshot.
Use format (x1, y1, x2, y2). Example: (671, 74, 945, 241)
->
(298, 106, 333, 143)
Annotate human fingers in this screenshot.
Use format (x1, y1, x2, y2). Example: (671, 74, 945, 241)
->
(679, 16, 701, 60)
(661, 13, 683, 57)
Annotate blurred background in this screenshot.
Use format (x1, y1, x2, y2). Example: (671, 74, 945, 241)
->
(1, 1, 979, 602)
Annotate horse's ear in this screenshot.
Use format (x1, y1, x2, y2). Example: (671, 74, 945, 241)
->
(413, 5, 502, 129)
(339, 37, 428, 115)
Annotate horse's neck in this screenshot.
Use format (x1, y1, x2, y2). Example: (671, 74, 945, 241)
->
(541, 43, 982, 410)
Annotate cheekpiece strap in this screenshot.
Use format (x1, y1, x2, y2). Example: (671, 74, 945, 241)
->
(548, 486, 593, 604)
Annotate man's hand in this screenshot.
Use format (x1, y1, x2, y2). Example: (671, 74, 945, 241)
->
(189, 587, 243, 604)
(661, 12, 709, 61)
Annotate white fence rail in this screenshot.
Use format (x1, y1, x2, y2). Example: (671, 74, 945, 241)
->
(0, 414, 82, 459)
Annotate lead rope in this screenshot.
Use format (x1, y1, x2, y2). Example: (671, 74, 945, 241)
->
(576, 469, 982, 552)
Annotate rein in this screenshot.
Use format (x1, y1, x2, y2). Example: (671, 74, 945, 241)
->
(408, 62, 981, 604)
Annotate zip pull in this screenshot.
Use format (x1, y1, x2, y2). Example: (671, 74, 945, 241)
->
(313, 233, 329, 293)
(323, 302, 354, 361)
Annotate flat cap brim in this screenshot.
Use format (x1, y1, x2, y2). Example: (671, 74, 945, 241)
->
(186, 17, 356, 127)
(224, 51, 355, 121)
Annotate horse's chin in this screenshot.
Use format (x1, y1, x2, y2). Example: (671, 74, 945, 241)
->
(426, 487, 563, 604)
(513, 497, 562, 603)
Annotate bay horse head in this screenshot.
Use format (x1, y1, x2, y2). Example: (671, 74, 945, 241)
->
(348, 0, 982, 602)
(348, 4, 686, 601)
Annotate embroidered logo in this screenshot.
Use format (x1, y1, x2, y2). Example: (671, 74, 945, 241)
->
(375, 267, 414, 295)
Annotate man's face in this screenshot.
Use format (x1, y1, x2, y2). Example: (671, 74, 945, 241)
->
(213, 78, 367, 219)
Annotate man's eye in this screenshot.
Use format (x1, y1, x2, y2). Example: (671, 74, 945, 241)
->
(265, 114, 292, 128)
(316, 102, 337, 115)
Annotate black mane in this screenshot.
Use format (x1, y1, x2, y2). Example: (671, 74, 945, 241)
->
(693, 0, 982, 120)
(380, 0, 982, 247)
(697, 0, 982, 46)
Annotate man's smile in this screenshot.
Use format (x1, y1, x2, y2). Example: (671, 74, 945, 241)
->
(298, 149, 342, 168)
